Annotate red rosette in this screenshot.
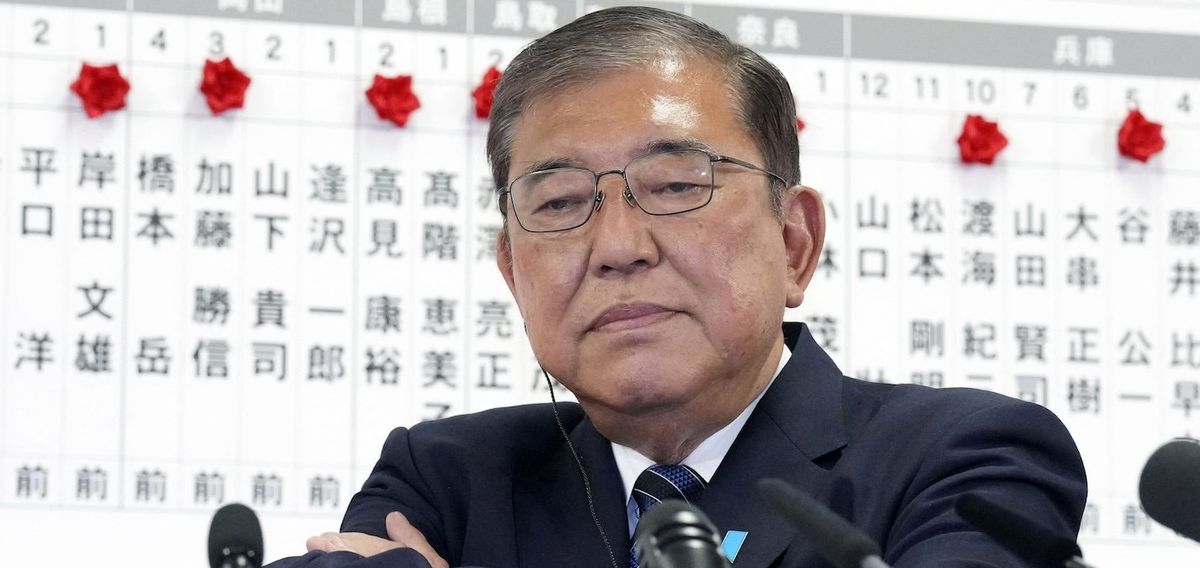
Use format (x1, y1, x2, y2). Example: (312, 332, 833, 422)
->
(471, 65, 503, 119)
(1117, 109, 1165, 163)
(956, 114, 1008, 165)
(366, 74, 422, 127)
(795, 116, 806, 132)
(200, 57, 252, 115)
(70, 63, 130, 119)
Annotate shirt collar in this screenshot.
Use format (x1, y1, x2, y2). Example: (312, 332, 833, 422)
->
(610, 343, 792, 501)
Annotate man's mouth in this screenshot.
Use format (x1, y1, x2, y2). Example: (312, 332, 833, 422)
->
(590, 303, 678, 332)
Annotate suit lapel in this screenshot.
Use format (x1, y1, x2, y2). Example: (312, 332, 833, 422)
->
(513, 410, 630, 568)
(698, 323, 849, 567)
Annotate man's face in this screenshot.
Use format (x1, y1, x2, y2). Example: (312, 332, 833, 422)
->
(497, 56, 819, 430)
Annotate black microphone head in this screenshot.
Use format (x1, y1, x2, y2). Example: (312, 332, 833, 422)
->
(1139, 437, 1200, 542)
(757, 478, 880, 568)
(208, 502, 264, 568)
(955, 493, 1081, 568)
(633, 500, 730, 568)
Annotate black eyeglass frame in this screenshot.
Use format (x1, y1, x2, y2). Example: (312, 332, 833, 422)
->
(497, 150, 791, 234)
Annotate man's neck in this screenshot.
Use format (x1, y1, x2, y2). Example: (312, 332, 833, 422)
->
(595, 336, 788, 464)
(610, 342, 791, 503)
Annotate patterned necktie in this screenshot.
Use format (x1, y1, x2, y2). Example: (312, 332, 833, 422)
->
(629, 464, 707, 568)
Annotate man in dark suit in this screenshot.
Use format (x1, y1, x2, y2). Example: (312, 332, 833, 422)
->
(274, 6, 1086, 567)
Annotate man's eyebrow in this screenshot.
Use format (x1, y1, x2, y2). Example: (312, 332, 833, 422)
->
(516, 138, 716, 178)
(639, 138, 715, 156)
(519, 157, 580, 177)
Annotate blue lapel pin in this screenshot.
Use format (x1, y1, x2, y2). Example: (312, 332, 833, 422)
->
(721, 530, 749, 562)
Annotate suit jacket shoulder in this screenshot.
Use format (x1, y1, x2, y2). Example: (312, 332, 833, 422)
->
(397, 402, 585, 475)
(722, 323, 1088, 567)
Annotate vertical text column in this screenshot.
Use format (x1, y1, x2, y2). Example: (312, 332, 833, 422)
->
(125, 0, 189, 510)
(291, 0, 358, 515)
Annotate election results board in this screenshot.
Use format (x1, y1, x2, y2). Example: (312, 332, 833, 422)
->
(0, 0, 1197, 565)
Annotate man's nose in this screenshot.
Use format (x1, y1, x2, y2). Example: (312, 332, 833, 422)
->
(587, 174, 660, 276)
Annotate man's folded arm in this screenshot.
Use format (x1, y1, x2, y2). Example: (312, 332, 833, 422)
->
(265, 426, 449, 568)
(340, 426, 448, 540)
(883, 399, 1088, 567)
(266, 549, 434, 568)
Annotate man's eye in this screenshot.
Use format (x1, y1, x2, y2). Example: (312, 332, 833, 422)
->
(653, 182, 704, 195)
(534, 197, 585, 213)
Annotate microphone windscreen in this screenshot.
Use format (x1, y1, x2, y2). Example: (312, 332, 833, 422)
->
(757, 478, 880, 568)
(207, 502, 264, 568)
(955, 493, 1081, 568)
(633, 500, 730, 568)
(1139, 437, 1200, 542)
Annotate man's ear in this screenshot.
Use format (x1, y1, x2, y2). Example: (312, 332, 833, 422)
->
(782, 185, 826, 308)
(496, 226, 517, 295)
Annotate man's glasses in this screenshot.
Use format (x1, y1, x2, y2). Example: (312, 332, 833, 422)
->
(499, 149, 788, 233)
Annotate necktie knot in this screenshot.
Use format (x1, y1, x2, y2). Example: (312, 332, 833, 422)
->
(631, 463, 706, 515)
(630, 464, 707, 568)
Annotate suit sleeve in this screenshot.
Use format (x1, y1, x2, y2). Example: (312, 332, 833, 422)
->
(340, 427, 448, 544)
(264, 426, 449, 568)
(883, 399, 1088, 568)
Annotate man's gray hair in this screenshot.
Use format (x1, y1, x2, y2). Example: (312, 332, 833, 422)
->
(486, 6, 800, 218)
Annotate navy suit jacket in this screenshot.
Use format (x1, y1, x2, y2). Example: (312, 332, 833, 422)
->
(269, 322, 1087, 567)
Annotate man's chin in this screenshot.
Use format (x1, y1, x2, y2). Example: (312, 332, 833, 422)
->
(581, 373, 695, 412)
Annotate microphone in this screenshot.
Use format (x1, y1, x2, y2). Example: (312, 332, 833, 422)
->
(1139, 437, 1200, 543)
(955, 494, 1093, 568)
(757, 478, 891, 568)
(632, 500, 731, 568)
(208, 503, 264, 568)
